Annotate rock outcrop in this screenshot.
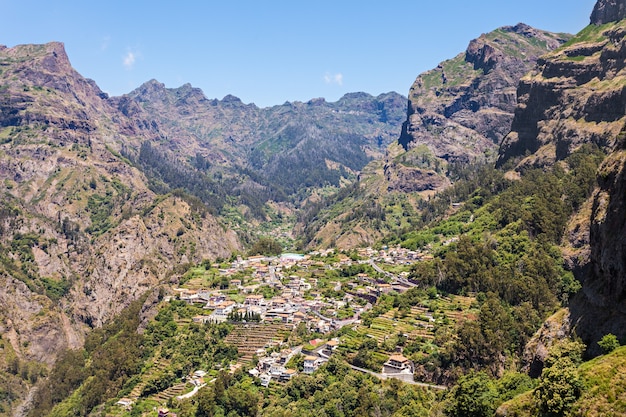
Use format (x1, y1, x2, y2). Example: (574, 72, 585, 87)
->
(495, 2, 626, 358)
(496, 20, 626, 169)
(396, 24, 569, 190)
(591, 0, 626, 25)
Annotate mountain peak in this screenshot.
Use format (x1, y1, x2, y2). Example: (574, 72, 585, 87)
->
(339, 92, 374, 102)
(3, 42, 72, 74)
(591, 0, 626, 24)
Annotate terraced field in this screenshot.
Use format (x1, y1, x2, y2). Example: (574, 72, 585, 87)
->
(357, 295, 476, 342)
(339, 293, 478, 364)
(151, 382, 190, 404)
(225, 323, 293, 365)
(128, 356, 171, 401)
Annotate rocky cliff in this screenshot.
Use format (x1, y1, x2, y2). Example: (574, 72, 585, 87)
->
(0, 42, 240, 413)
(496, 19, 626, 169)
(591, 0, 626, 24)
(494, 0, 626, 358)
(394, 24, 570, 192)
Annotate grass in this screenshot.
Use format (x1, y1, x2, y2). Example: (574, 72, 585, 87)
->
(572, 346, 626, 416)
(560, 23, 614, 49)
(500, 346, 626, 416)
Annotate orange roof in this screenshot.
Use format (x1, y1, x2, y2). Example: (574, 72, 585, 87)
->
(388, 354, 409, 363)
(217, 301, 235, 307)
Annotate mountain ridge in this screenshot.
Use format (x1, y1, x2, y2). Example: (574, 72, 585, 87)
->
(0, 41, 239, 364)
(296, 23, 571, 250)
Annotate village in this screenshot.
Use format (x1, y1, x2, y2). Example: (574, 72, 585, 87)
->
(170, 246, 433, 388)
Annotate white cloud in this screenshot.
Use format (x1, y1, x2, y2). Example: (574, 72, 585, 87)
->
(324, 72, 343, 86)
(123, 50, 136, 70)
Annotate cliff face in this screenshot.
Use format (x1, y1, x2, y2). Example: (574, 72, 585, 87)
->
(496, 20, 626, 169)
(591, 0, 626, 24)
(395, 24, 569, 191)
(0, 42, 239, 384)
(495, 2, 626, 357)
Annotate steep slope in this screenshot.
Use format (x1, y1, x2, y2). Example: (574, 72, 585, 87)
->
(297, 24, 570, 250)
(395, 23, 570, 191)
(0, 42, 239, 415)
(494, 0, 626, 361)
(496, 21, 626, 169)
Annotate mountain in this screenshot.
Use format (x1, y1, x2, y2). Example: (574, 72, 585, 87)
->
(120, 80, 406, 211)
(0, 42, 240, 412)
(297, 24, 571, 250)
(394, 23, 570, 191)
(492, 0, 626, 360)
(0, 41, 407, 415)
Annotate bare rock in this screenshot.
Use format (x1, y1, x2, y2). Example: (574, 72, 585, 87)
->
(591, 0, 626, 25)
(522, 309, 572, 377)
(399, 24, 569, 190)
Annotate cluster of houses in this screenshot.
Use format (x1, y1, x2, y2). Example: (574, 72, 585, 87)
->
(169, 248, 428, 389)
(182, 289, 349, 334)
(248, 338, 341, 386)
(175, 247, 429, 331)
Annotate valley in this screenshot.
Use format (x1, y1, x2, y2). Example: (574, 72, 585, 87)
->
(2, 0, 626, 416)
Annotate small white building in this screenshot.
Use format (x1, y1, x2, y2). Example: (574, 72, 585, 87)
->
(303, 356, 325, 374)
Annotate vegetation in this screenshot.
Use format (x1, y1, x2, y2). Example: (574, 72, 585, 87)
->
(28, 295, 149, 417)
(28, 296, 239, 417)
(445, 371, 534, 417)
(598, 334, 620, 355)
(248, 237, 283, 257)
(184, 356, 437, 417)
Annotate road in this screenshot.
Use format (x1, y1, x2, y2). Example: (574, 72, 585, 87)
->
(347, 364, 447, 390)
(368, 260, 417, 288)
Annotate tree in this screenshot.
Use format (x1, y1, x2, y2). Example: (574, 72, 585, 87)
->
(195, 386, 216, 417)
(598, 333, 620, 354)
(446, 371, 498, 417)
(248, 237, 282, 256)
(534, 341, 585, 417)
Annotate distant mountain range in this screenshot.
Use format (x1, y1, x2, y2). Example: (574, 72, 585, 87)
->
(119, 79, 406, 212)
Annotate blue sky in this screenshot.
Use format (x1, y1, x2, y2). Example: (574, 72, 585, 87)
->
(3, 1, 597, 107)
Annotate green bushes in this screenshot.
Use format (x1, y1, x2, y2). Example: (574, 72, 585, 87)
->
(534, 341, 585, 416)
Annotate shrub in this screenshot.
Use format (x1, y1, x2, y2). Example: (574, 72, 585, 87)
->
(598, 333, 620, 354)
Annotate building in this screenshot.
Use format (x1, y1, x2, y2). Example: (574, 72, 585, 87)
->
(378, 283, 393, 294)
(214, 300, 236, 316)
(280, 368, 298, 382)
(303, 355, 325, 374)
(383, 354, 414, 375)
(260, 373, 272, 387)
(116, 398, 133, 410)
(322, 339, 339, 357)
(192, 315, 212, 324)
(245, 294, 264, 306)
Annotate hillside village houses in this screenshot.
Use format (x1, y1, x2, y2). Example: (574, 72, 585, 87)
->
(174, 247, 432, 387)
(180, 246, 429, 330)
